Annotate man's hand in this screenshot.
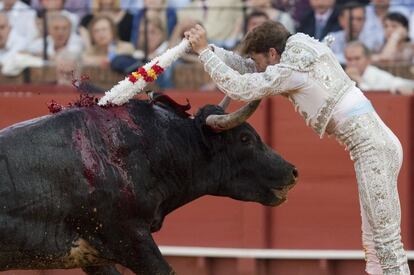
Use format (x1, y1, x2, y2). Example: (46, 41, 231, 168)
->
(184, 24, 209, 55)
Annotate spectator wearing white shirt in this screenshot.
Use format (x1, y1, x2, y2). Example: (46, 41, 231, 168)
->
(345, 41, 414, 94)
(0, 12, 26, 65)
(328, 2, 367, 65)
(37, 0, 80, 33)
(27, 13, 83, 58)
(0, 0, 37, 44)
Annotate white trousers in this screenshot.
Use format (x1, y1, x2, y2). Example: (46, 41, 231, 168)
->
(333, 112, 410, 275)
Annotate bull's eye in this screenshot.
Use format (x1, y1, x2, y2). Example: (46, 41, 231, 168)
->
(240, 133, 252, 144)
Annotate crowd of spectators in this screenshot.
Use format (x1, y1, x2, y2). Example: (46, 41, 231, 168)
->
(0, 0, 412, 93)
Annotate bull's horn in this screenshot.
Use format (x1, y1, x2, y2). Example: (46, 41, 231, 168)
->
(206, 100, 261, 131)
(218, 96, 231, 110)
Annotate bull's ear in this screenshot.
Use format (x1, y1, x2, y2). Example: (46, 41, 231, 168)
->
(194, 106, 224, 149)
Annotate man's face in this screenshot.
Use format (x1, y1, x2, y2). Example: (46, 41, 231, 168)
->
(309, 0, 335, 15)
(0, 15, 10, 48)
(250, 49, 279, 72)
(338, 7, 365, 39)
(56, 58, 78, 86)
(345, 45, 370, 74)
(49, 18, 71, 49)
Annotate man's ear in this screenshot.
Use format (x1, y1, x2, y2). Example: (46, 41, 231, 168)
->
(269, 48, 281, 62)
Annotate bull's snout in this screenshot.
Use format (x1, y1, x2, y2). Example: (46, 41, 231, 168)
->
(271, 166, 298, 206)
(292, 167, 299, 179)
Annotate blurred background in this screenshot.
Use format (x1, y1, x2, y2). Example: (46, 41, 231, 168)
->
(0, 0, 414, 274)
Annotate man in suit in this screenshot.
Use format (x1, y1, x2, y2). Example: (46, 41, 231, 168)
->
(298, 0, 341, 40)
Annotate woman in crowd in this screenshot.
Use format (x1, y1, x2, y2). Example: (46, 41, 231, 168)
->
(372, 12, 413, 63)
(83, 15, 134, 69)
(130, 0, 177, 49)
(80, 0, 133, 50)
(133, 15, 173, 88)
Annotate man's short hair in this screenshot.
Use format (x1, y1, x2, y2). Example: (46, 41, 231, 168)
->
(345, 41, 371, 57)
(241, 20, 291, 56)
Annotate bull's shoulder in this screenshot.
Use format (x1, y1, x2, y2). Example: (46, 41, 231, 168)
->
(0, 109, 85, 147)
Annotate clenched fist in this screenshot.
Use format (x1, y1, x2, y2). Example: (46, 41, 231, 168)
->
(184, 24, 209, 54)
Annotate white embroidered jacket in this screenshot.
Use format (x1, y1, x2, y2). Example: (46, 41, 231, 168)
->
(199, 33, 355, 137)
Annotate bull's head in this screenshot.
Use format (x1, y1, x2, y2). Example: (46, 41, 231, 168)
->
(195, 97, 298, 207)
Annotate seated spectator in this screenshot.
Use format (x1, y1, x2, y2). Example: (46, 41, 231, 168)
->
(328, 2, 367, 64)
(54, 49, 107, 92)
(31, 0, 90, 18)
(247, 0, 295, 33)
(54, 49, 82, 86)
(0, 0, 37, 44)
(371, 12, 413, 63)
(0, 12, 27, 65)
(131, 0, 177, 47)
(80, 0, 133, 49)
(83, 15, 135, 69)
(297, 0, 341, 41)
(134, 16, 168, 60)
(36, 0, 80, 33)
(178, 0, 243, 49)
(345, 41, 414, 94)
(360, 0, 410, 52)
(27, 13, 83, 58)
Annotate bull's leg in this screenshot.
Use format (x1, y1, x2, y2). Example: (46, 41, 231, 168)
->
(96, 228, 175, 275)
(82, 265, 121, 275)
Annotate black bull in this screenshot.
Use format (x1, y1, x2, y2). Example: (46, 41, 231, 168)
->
(0, 96, 297, 275)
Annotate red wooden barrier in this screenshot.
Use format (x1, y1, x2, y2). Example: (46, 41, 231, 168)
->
(268, 93, 413, 250)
